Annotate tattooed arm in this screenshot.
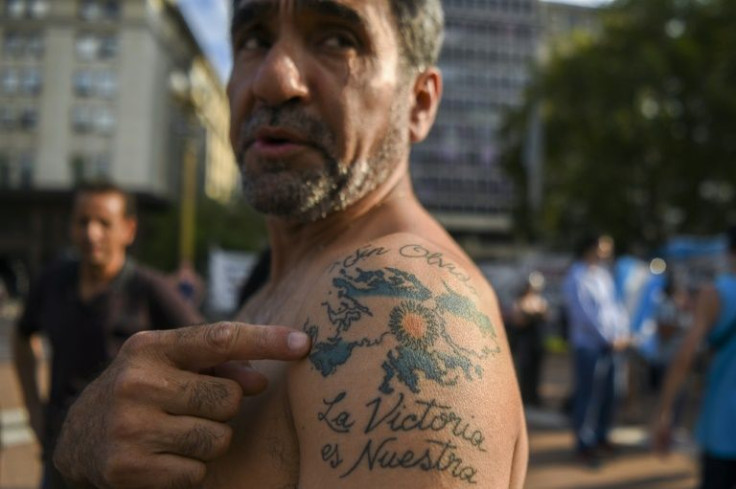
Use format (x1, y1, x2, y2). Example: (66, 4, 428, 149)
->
(289, 236, 528, 488)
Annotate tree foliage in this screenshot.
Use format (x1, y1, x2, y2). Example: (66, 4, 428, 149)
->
(137, 195, 267, 272)
(499, 0, 736, 249)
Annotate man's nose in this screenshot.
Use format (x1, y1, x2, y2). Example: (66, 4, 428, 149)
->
(84, 221, 104, 241)
(252, 43, 310, 106)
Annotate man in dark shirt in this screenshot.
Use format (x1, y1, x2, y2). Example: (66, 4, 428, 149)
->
(12, 182, 202, 489)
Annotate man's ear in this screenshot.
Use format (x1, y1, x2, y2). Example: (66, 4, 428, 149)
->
(408, 67, 442, 144)
(124, 218, 138, 247)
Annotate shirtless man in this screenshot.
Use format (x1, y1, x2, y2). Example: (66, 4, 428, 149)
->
(53, 1, 528, 487)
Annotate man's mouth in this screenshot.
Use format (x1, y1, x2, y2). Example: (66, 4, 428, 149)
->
(246, 127, 312, 159)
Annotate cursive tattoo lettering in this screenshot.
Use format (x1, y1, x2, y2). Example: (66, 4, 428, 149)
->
(340, 437, 479, 484)
(322, 443, 344, 468)
(330, 244, 391, 272)
(364, 393, 486, 451)
(399, 244, 477, 295)
(318, 392, 356, 434)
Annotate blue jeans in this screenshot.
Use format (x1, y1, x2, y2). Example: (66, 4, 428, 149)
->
(572, 347, 618, 452)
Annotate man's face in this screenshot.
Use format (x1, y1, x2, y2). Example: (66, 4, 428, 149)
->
(596, 236, 614, 262)
(70, 192, 136, 268)
(227, 0, 411, 222)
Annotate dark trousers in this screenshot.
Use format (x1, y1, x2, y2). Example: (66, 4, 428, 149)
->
(572, 347, 617, 452)
(701, 452, 736, 489)
(511, 326, 544, 405)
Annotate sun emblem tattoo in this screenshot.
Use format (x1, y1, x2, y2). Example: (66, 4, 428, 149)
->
(389, 301, 439, 351)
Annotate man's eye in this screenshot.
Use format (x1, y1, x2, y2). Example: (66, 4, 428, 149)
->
(320, 32, 358, 50)
(243, 36, 264, 50)
(235, 32, 269, 52)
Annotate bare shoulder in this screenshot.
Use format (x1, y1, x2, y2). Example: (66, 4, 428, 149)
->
(288, 233, 528, 488)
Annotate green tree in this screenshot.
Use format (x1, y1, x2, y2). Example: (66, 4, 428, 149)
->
(137, 196, 267, 272)
(500, 0, 736, 249)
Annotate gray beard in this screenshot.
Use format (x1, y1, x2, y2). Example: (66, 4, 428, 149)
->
(238, 102, 407, 223)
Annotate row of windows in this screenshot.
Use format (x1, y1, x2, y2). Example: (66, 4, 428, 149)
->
(0, 151, 113, 189)
(0, 151, 33, 188)
(2, 32, 120, 63)
(72, 104, 116, 134)
(74, 69, 118, 98)
(443, 69, 530, 89)
(446, 0, 535, 16)
(76, 33, 119, 61)
(0, 106, 37, 130)
(1, 66, 119, 98)
(441, 46, 534, 65)
(1, 67, 41, 95)
(4, 0, 121, 20)
(79, 0, 120, 22)
(0, 104, 117, 134)
(439, 95, 521, 112)
(3, 32, 44, 59)
(2, 32, 119, 61)
(70, 152, 110, 181)
(446, 20, 536, 40)
(4, 0, 49, 19)
(417, 195, 514, 214)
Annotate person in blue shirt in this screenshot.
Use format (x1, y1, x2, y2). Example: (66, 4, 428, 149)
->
(562, 233, 630, 467)
(653, 226, 736, 489)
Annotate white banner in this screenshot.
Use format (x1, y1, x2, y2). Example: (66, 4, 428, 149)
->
(208, 248, 256, 315)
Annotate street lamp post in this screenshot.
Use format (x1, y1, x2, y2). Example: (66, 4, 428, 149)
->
(169, 71, 201, 265)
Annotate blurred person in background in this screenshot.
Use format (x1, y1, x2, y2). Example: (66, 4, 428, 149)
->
(509, 271, 550, 406)
(562, 233, 630, 467)
(51, 1, 529, 487)
(653, 226, 736, 489)
(12, 182, 203, 489)
(650, 272, 693, 394)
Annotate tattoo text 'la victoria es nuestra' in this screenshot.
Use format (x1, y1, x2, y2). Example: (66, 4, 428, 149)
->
(318, 391, 485, 484)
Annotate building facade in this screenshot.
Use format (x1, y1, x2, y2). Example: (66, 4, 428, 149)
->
(411, 0, 540, 255)
(0, 0, 236, 284)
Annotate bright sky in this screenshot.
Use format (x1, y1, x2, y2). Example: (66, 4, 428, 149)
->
(179, 0, 614, 83)
(178, 0, 233, 83)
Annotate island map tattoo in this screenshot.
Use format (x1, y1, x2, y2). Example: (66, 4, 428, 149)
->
(304, 244, 500, 395)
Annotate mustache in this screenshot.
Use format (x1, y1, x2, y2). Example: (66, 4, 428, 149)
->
(235, 104, 336, 161)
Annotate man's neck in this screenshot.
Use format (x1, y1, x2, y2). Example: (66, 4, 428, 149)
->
(265, 168, 412, 281)
(79, 255, 126, 288)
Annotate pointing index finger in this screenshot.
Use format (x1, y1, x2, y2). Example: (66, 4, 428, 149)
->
(159, 322, 311, 371)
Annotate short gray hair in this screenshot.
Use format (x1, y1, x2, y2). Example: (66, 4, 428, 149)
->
(389, 0, 445, 72)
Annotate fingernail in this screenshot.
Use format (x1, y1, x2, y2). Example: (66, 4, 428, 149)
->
(288, 332, 310, 351)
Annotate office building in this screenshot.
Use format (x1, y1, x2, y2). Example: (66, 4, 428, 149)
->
(0, 0, 237, 279)
(411, 0, 540, 255)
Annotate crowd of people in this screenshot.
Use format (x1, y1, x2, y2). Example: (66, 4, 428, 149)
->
(503, 230, 736, 487)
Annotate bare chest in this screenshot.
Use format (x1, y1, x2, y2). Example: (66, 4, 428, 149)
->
(205, 359, 301, 488)
(205, 282, 318, 487)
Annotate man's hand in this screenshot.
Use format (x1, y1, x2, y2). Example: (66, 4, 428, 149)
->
(53, 322, 311, 489)
(651, 410, 673, 456)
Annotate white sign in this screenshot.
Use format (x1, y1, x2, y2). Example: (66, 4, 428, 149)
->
(208, 248, 256, 315)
